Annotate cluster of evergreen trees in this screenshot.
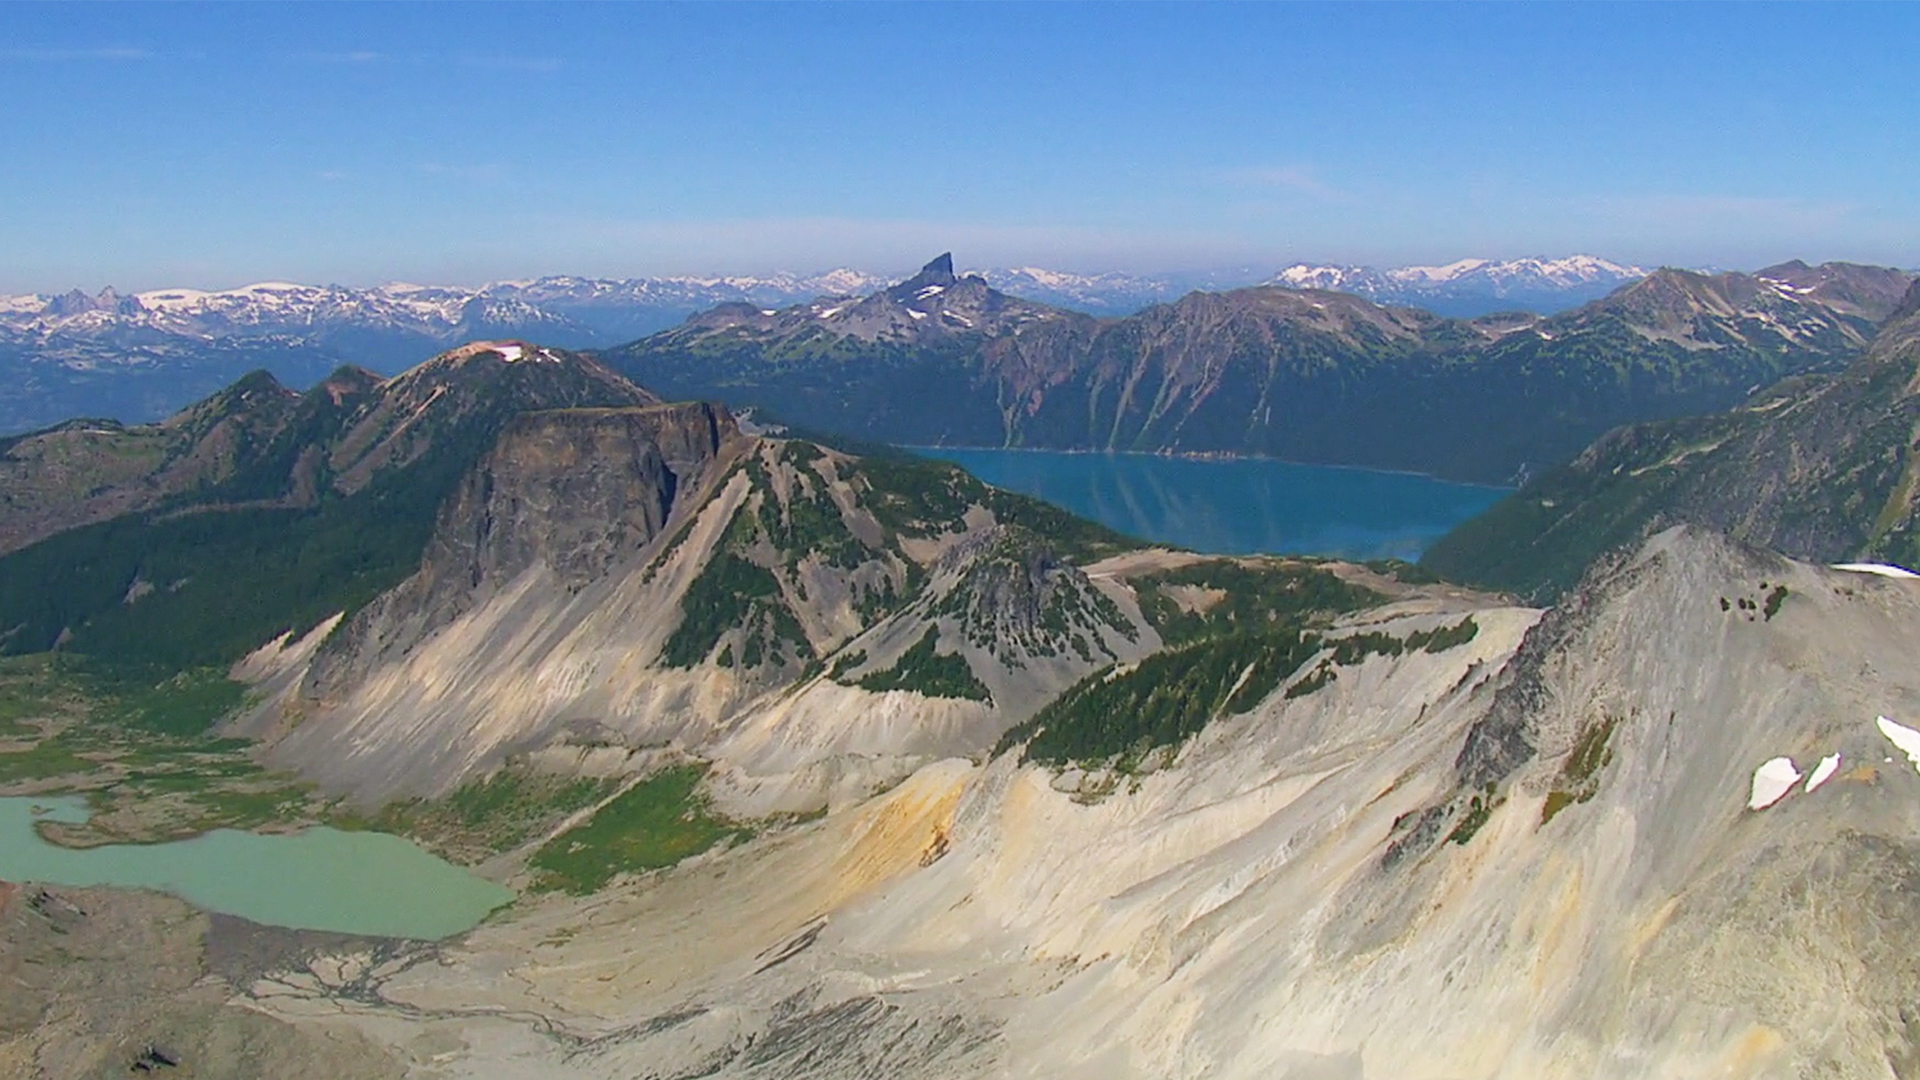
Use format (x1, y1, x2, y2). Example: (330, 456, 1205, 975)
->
(1001, 629, 1322, 766)
(856, 627, 992, 703)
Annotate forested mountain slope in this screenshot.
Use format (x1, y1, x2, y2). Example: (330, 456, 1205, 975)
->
(1424, 280, 1920, 599)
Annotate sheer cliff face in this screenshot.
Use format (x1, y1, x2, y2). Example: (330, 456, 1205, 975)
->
(299, 401, 743, 705)
(428, 403, 736, 592)
(247, 418, 1163, 805)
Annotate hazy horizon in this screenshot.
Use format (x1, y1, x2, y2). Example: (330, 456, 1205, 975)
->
(8, 252, 1903, 302)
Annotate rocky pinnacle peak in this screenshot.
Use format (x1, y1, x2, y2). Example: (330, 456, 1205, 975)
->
(46, 286, 142, 317)
(882, 253, 962, 304)
(907, 252, 957, 288)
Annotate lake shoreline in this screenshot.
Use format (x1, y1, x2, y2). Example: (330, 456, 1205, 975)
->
(913, 446, 1508, 561)
(897, 443, 1517, 491)
(0, 795, 512, 938)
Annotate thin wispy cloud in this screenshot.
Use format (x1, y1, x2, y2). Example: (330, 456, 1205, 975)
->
(458, 55, 563, 74)
(293, 50, 562, 73)
(300, 50, 388, 65)
(418, 162, 509, 184)
(1220, 165, 1350, 203)
(1, 46, 154, 62)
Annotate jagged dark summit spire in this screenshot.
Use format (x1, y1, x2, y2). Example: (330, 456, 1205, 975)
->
(907, 252, 956, 287)
(882, 253, 962, 304)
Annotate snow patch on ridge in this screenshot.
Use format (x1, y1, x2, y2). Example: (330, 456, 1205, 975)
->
(1805, 753, 1841, 792)
(1878, 716, 1920, 774)
(1749, 757, 1801, 810)
(1833, 562, 1920, 579)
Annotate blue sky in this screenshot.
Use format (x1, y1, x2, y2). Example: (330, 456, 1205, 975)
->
(3, 2, 1916, 291)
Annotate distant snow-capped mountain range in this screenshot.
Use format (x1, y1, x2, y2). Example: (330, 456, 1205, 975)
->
(0, 271, 900, 361)
(0, 255, 1648, 353)
(1270, 255, 1647, 316)
(0, 257, 1651, 434)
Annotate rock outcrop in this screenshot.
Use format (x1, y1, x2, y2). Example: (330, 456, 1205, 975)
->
(299, 401, 743, 705)
(241, 425, 1165, 805)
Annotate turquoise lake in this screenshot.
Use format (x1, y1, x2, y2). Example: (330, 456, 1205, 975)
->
(924, 449, 1507, 560)
(0, 796, 512, 938)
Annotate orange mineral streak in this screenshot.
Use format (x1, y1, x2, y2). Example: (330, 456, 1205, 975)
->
(1719, 1026, 1787, 1077)
(481, 764, 975, 1021)
(818, 767, 968, 913)
(1842, 764, 1881, 785)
